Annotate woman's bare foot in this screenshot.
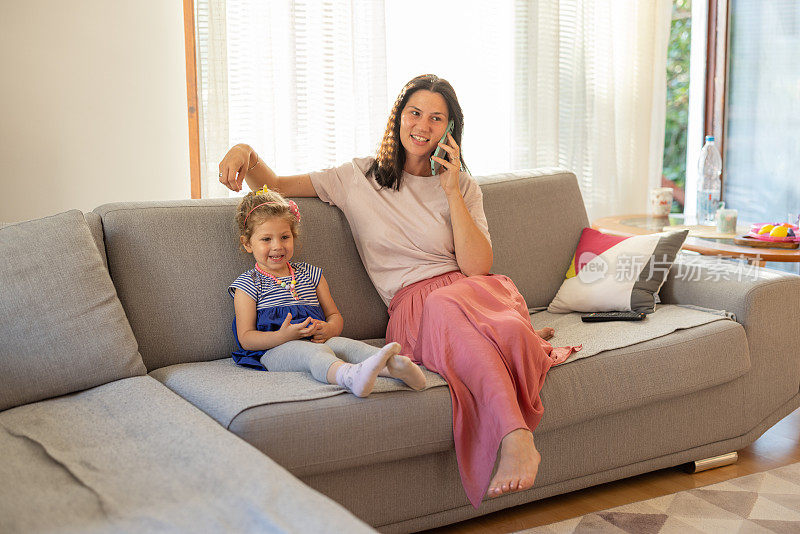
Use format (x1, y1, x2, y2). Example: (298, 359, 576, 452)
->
(383, 354, 426, 390)
(535, 327, 555, 341)
(487, 429, 541, 498)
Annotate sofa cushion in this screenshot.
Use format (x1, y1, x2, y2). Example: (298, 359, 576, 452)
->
(538, 319, 750, 432)
(0, 375, 374, 533)
(151, 320, 748, 478)
(149, 356, 447, 428)
(0, 210, 146, 412)
(534, 304, 732, 365)
(150, 358, 452, 477)
(232, 386, 455, 478)
(83, 211, 107, 267)
(548, 228, 688, 314)
(149, 358, 452, 478)
(94, 199, 387, 371)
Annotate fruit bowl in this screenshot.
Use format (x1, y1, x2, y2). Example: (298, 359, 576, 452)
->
(748, 223, 800, 243)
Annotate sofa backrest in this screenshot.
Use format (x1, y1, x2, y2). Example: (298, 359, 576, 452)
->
(94, 198, 384, 371)
(95, 168, 587, 371)
(0, 211, 147, 411)
(479, 168, 588, 308)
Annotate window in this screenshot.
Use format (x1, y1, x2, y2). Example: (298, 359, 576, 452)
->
(679, 0, 800, 273)
(723, 1, 800, 226)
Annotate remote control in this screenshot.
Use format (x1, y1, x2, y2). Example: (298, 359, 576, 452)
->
(581, 311, 647, 322)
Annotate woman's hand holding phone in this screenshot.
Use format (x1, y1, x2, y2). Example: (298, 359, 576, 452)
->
(430, 120, 454, 175)
(431, 132, 462, 198)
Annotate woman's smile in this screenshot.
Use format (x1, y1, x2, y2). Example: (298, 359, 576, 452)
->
(409, 133, 431, 146)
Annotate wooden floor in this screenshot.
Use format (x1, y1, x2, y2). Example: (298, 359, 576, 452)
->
(424, 408, 800, 533)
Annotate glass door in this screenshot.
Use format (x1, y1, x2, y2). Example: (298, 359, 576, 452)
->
(723, 1, 800, 227)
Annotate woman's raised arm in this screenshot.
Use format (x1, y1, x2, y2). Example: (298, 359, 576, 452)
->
(219, 144, 318, 197)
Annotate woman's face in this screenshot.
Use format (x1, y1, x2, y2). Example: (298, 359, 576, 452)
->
(399, 90, 450, 161)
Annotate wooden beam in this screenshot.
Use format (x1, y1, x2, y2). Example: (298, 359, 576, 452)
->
(703, 0, 731, 195)
(183, 0, 202, 199)
(712, 0, 730, 169)
(703, 0, 718, 139)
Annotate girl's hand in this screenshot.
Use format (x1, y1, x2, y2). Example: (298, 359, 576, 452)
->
(218, 144, 253, 192)
(278, 313, 315, 341)
(431, 133, 462, 198)
(309, 320, 335, 344)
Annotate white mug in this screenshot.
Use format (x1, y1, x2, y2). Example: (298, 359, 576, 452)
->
(650, 187, 674, 217)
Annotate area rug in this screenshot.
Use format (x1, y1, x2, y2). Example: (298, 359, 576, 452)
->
(518, 462, 800, 533)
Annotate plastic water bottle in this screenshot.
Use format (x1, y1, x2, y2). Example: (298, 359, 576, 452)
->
(697, 135, 722, 224)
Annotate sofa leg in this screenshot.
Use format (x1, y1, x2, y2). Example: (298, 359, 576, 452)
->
(686, 451, 739, 473)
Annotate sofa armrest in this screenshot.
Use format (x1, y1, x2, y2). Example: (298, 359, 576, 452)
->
(660, 256, 800, 329)
(659, 255, 800, 423)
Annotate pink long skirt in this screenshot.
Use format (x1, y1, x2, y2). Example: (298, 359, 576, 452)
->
(386, 271, 580, 508)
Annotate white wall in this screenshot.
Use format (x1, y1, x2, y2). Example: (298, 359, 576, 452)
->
(0, 0, 190, 223)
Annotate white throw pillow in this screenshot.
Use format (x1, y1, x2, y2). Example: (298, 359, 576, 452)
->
(548, 228, 689, 314)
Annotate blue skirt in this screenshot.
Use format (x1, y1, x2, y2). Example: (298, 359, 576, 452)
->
(231, 304, 326, 370)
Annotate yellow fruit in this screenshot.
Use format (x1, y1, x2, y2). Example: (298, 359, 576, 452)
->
(770, 226, 789, 238)
(758, 224, 775, 234)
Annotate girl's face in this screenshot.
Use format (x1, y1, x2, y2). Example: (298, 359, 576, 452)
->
(242, 217, 294, 275)
(399, 90, 450, 163)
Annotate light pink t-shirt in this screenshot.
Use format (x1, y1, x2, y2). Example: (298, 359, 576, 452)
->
(309, 157, 491, 306)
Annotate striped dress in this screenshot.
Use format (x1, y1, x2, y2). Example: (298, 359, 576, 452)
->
(228, 262, 325, 370)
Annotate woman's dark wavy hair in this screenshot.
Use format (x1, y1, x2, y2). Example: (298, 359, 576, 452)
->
(367, 74, 468, 190)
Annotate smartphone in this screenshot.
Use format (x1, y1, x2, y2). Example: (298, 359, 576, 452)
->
(430, 120, 455, 176)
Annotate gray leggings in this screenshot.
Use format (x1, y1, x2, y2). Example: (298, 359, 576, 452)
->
(259, 337, 382, 383)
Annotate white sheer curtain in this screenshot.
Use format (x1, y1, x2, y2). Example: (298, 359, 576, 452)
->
(196, 0, 230, 199)
(514, 0, 672, 219)
(195, 0, 672, 219)
(195, 0, 388, 198)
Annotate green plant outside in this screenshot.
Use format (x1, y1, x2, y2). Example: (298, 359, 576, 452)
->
(663, 0, 691, 212)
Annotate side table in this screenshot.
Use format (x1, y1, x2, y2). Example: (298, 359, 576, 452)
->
(591, 214, 800, 267)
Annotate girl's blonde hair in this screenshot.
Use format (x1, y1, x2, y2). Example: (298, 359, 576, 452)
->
(235, 186, 301, 251)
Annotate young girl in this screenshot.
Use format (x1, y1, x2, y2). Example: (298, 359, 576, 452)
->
(229, 186, 426, 397)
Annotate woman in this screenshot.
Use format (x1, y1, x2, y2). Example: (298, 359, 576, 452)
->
(219, 74, 578, 508)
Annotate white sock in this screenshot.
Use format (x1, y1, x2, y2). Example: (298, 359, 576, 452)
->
(335, 342, 401, 397)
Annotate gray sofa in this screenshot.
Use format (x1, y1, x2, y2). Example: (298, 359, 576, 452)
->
(2, 168, 799, 533)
